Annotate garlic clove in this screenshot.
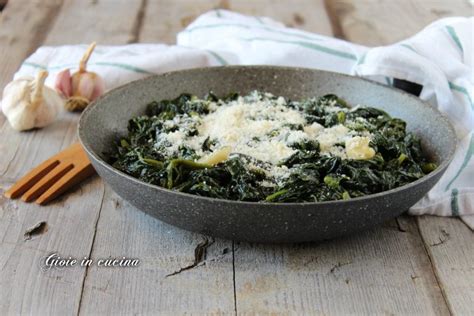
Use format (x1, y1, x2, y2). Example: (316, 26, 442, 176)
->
(35, 87, 63, 128)
(90, 73, 105, 101)
(71, 71, 105, 102)
(72, 72, 95, 100)
(56, 42, 105, 112)
(55, 69, 73, 98)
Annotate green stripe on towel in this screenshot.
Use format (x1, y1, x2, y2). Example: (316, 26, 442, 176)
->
(400, 43, 417, 53)
(23, 61, 156, 75)
(445, 133, 474, 191)
(254, 16, 265, 24)
(23, 62, 48, 70)
(184, 23, 323, 42)
(206, 50, 228, 65)
(241, 37, 357, 60)
(357, 52, 367, 65)
(446, 25, 463, 52)
(94, 62, 156, 75)
(449, 81, 473, 109)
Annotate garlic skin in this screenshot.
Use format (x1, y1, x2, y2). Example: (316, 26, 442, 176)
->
(55, 42, 105, 111)
(1, 70, 63, 131)
(55, 69, 73, 98)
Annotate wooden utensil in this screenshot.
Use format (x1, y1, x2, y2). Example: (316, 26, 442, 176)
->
(4, 142, 96, 205)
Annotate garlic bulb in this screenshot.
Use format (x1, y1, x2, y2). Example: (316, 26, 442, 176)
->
(55, 42, 105, 112)
(1, 70, 63, 131)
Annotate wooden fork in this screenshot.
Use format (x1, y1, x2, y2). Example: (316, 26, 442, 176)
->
(4, 142, 96, 205)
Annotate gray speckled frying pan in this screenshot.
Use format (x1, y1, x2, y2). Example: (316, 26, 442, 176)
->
(78, 66, 456, 243)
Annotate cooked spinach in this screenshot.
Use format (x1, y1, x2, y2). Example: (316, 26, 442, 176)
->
(111, 92, 435, 202)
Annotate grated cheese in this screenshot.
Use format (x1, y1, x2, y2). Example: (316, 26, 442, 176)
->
(154, 92, 375, 184)
(345, 136, 376, 160)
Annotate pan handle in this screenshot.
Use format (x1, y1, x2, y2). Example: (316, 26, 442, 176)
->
(393, 78, 423, 97)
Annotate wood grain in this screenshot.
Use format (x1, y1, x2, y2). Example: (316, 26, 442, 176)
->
(0, 177, 104, 315)
(140, 0, 332, 43)
(0, 2, 83, 314)
(329, 0, 474, 314)
(0, 0, 64, 174)
(0, 0, 471, 314)
(78, 187, 235, 315)
(234, 218, 449, 314)
(77, 1, 236, 313)
(0, 0, 63, 91)
(44, 0, 145, 45)
(0, 0, 143, 314)
(418, 216, 474, 315)
(326, 0, 473, 45)
(220, 0, 451, 314)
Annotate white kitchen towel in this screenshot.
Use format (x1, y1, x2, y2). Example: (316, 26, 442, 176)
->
(11, 10, 474, 228)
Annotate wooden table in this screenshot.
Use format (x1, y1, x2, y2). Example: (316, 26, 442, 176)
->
(0, 0, 473, 314)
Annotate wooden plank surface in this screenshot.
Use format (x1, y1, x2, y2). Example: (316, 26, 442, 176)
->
(77, 1, 237, 313)
(43, 0, 145, 45)
(86, 1, 449, 314)
(0, 1, 86, 315)
(0, 0, 64, 170)
(0, 0, 472, 315)
(0, 0, 143, 314)
(418, 216, 474, 314)
(80, 1, 331, 313)
(0, 0, 62, 91)
(234, 218, 449, 314)
(78, 187, 235, 314)
(326, 0, 474, 45)
(327, 0, 474, 314)
(221, 1, 451, 314)
(140, 0, 333, 43)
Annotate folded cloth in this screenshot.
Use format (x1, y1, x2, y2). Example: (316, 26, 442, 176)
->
(11, 10, 474, 228)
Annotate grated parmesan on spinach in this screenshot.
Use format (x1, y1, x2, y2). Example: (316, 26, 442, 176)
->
(111, 91, 436, 202)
